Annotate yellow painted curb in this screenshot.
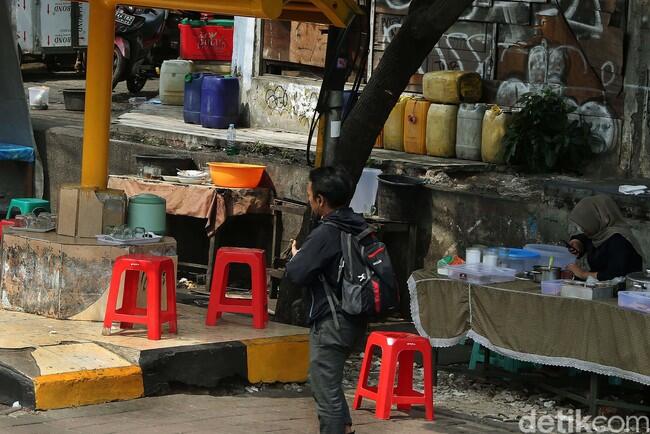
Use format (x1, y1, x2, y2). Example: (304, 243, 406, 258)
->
(34, 366, 144, 410)
(242, 335, 309, 383)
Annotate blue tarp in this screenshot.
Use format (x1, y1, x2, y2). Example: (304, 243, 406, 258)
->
(0, 143, 35, 162)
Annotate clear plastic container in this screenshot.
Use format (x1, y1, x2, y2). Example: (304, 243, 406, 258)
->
(226, 124, 239, 156)
(498, 248, 540, 272)
(28, 86, 49, 109)
(524, 244, 575, 268)
(618, 291, 650, 314)
(541, 279, 565, 296)
(447, 263, 517, 285)
(465, 247, 482, 264)
(482, 248, 498, 267)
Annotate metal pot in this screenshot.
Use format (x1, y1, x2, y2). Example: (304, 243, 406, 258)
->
(626, 269, 650, 291)
(533, 265, 562, 283)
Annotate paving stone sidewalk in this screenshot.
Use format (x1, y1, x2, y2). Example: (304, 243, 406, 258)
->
(0, 391, 520, 434)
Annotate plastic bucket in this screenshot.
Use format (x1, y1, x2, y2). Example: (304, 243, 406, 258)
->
(376, 174, 424, 222)
(350, 168, 382, 215)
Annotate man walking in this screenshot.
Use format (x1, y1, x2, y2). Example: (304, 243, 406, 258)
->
(286, 166, 368, 434)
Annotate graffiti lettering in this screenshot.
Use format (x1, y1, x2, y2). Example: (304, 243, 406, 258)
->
(263, 85, 318, 126)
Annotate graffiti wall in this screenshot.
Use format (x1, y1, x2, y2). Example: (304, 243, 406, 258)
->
(249, 75, 321, 132)
(372, 0, 626, 154)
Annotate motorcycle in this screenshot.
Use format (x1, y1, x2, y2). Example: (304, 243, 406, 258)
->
(113, 6, 166, 93)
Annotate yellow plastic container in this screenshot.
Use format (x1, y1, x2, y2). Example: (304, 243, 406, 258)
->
(403, 98, 431, 155)
(383, 97, 408, 151)
(423, 71, 482, 104)
(426, 104, 458, 158)
(481, 106, 512, 164)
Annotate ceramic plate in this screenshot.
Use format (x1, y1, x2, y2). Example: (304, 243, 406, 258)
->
(178, 176, 207, 185)
(162, 176, 180, 182)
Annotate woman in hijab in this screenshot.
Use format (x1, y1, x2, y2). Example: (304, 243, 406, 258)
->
(567, 195, 644, 281)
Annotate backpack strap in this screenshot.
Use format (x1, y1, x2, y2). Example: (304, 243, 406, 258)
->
(318, 275, 341, 330)
(355, 227, 375, 242)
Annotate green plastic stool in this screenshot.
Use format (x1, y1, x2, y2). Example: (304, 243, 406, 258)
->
(5, 198, 50, 219)
(469, 342, 535, 374)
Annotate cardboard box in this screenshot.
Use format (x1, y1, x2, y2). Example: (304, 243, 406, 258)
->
(57, 186, 126, 238)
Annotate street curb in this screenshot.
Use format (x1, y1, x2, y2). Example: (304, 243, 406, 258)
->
(0, 334, 309, 410)
(242, 335, 310, 384)
(33, 366, 144, 410)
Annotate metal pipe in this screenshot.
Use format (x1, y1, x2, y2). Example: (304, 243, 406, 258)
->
(80, 0, 115, 188)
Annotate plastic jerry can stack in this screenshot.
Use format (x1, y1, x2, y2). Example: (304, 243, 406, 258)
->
(383, 97, 408, 151)
(456, 103, 487, 160)
(481, 105, 512, 164)
(200, 76, 240, 129)
(403, 98, 431, 154)
(159, 60, 193, 105)
(423, 71, 482, 104)
(426, 104, 458, 157)
(184, 73, 218, 124)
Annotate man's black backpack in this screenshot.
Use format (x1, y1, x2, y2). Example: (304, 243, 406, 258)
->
(320, 222, 399, 328)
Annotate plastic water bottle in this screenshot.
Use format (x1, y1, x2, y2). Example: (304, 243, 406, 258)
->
(226, 124, 239, 156)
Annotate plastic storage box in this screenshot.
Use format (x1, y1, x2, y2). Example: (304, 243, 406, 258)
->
(179, 19, 234, 61)
(618, 291, 650, 314)
(447, 263, 517, 285)
(560, 283, 614, 300)
(498, 248, 540, 272)
(541, 280, 565, 296)
(524, 244, 575, 268)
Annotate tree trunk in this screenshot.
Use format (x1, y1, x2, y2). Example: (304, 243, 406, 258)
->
(332, 0, 475, 184)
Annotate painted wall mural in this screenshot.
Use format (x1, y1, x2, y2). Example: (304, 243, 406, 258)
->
(372, 0, 626, 153)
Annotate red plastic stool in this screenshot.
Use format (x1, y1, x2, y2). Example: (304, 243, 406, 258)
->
(353, 331, 435, 420)
(0, 219, 16, 239)
(103, 254, 177, 340)
(206, 247, 268, 329)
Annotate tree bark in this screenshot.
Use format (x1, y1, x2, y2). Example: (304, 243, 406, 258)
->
(332, 0, 475, 183)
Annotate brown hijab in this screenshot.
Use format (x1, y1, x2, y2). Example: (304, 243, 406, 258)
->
(569, 195, 644, 258)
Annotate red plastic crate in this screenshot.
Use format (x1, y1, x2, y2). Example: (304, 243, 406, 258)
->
(179, 23, 234, 61)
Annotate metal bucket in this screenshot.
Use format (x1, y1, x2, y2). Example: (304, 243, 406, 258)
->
(376, 174, 424, 222)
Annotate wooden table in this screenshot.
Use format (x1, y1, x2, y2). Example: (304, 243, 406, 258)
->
(409, 270, 650, 414)
(108, 175, 273, 290)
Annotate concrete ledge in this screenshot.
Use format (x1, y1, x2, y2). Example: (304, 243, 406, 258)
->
(34, 366, 144, 410)
(0, 306, 309, 409)
(139, 342, 247, 395)
(243, 335, 309, 383)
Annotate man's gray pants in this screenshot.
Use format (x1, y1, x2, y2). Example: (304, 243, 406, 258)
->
(310, 312, 366, 434)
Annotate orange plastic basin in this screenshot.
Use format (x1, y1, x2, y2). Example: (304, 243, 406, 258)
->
(207, 162, 266, 188)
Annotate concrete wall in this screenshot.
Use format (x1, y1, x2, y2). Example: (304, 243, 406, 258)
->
(247, 76, 320, 134)
(36, 120, 650, 265)
(233, 17, 323, 135)
(233, 2, 650, 179)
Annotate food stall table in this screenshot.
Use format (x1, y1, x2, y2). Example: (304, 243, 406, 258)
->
(408, 269, 650, 414)
(107, 175, 273, 289)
